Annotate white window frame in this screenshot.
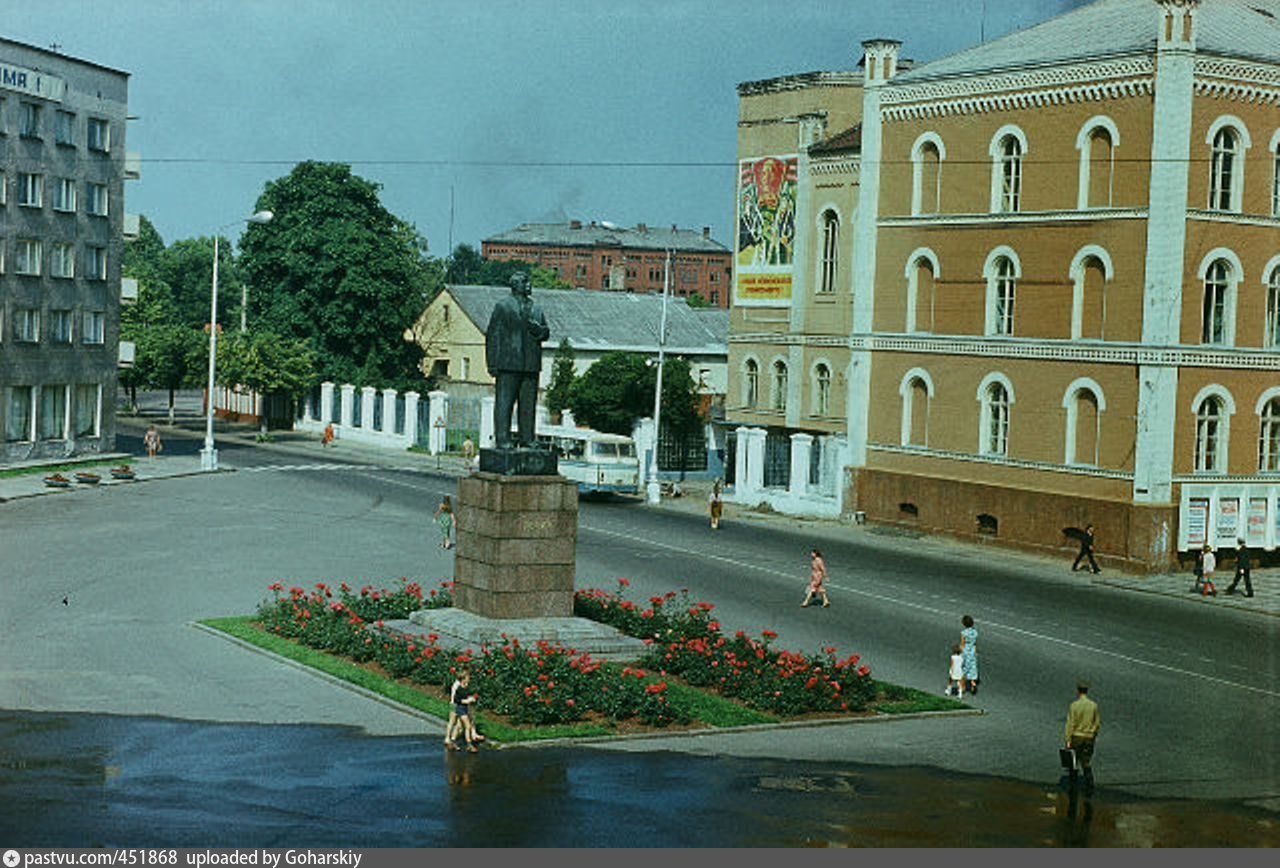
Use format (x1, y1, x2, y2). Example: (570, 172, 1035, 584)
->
(87, 117, 110, 152)
(771, 359, 788, 413)
(19, 101, 40, 138)
(1192, 388, 1234, 473)
(38, 384, 70, 441)
(743, 357, 759, 409)
(15, 308, 39, 342)
(87, 182, 108, 217)
(82, 310, 105, 345)
(75, 384, 102, 438)
(1271, 129, 1280, 218)
(1266, 257, 1280, 348)
(50, 309, 73, 344)
(51, 243, 75, 279)
(1197, 249, 1243, 346)
(86, 246, 107, 281)
(898, 368, 934, 447)
(1206, 117, 1250, 213)
(817, 209, 839, 294)
(5, 386, 35, 443)
(1075, 116, 1120, 210)
(1062, 377, 1107, 466)
(989, 126, 1026, 214)
(1257, 389, 1280, 473)
(53, 177, 76, 212)
(15, 239, 42, 276)
(1069, 245, 1114, 340)
(905, 247, 940, 334)
(0, 169, 6, 205)
(911, 133, 945, 216)
(811, 361, 832, 417)
(977, 373, 1014, 457)
(983, 247, 1021, 336)
(18, 172, 43, 208)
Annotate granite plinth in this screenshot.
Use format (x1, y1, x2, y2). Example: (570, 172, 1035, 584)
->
(479, 446, 558, 476)
(454, 472, 578, 619)
(398, 609, 647, 662)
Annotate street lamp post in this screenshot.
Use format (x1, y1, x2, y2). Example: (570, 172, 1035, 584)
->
(200, 210, 274, 472)
(646, 250, 671, 504)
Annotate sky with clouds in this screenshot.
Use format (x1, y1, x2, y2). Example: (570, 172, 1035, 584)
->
(8, 0, 1089, 255)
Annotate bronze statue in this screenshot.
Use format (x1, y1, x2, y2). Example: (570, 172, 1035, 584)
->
(485, 271, 550, 448)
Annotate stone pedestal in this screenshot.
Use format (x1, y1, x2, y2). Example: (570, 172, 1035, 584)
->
(452, 472, 577, 619)
(479, 446, 558, 476)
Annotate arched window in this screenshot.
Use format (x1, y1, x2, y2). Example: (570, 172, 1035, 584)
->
(812, 363, 831, 416)
(1259, 397, 1280, 472)
(818, 211, 839, 294)
(1272, 130, 1280, 217)
(1076, 118, 1119, 209)
(984, 251, 1019, 336)
(1065, 387, 1101, 466)
(743, 358, 759, 408)
(977, 374, 1014, 457)
(1202, 258, 1231, 345)
(905, 250, 938, 334)
(991, 130, 1024, 213)
(1194, 395, 1225, 472)
(1209, 127, 1240, 211)
(771, 360, 788, 412)
(1268, 264, 1280, 348)
(912, 135, 944, 215)
(900, 372, 932, 447)
(1070, 248, 1113, 340)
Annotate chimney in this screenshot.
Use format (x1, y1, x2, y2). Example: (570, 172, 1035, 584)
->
(569, 219, 582, 229)
(862, 38, 902, 85)
(702, 226, 710, 239)
(637, 223, 647, 233)
(671, 224, 678, 232)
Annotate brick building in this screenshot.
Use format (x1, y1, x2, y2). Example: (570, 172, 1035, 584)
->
(1, 39, 137, 464)
(726, 0, 1280, 570)
(482, 220, 734, 308)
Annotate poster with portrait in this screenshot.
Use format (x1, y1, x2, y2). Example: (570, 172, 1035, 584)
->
(734, 155, 798, 306)
(1247, 498, 1268, 546)
(1186, 498, 1209, 548)
(1216, 497, 1239, 544)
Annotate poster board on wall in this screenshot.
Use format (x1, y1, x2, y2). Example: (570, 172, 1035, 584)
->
(734, 155, 798, 307)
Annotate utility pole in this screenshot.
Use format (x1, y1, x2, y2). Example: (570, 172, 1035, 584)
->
(646, 249, 671, 505)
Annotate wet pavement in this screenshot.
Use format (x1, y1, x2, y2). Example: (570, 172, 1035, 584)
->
(1, 709, 1277, 847)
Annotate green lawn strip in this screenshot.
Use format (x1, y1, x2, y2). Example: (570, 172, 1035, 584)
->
(870, 680, 969, 714)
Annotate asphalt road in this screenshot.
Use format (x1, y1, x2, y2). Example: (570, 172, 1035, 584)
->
(0, 415, 1276, 846)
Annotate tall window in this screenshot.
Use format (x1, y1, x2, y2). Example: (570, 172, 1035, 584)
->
(813, 364, 831, 416)
(19, 102, 41, 138)
(15, 240, 41, 276)
(908, 255, 936, 333)
(818, 211, 839, 294)
(38, 386, 68, 440)
(15, 308, 39, 342)
(6, 387, 34, 442)
(914, 140, 942, 215)
(50, 310, 73, 344)
(996, 135, 1022, 213)
(1202, 259, 1230, 344)
(1195, 396, 1225, 472)
(86, 182, 108, 216)
(86, 246, 107, 281)
(902, 375, 931, 447)
(743, 359, 759, 408)
(51, 243, 75, 279)
(55, 110, 75, 146)
(1085, 128, 1114, 207)
(1069, 389, 1100, 466)
(1273, 142, 1280, 217)
(53, 178, 76, 212)
(87, 118, 110, 152)
(988, 255, 1017, 336)
(771, 361, 788, 412)
(1268, 266, 1280, 348)
(1260, 397, 1280, 472)
(82, 311, 105, 345)
(1208, 127, 1240, 211)
(982, 382, 1010, 456)
(75, 384, 101, 438)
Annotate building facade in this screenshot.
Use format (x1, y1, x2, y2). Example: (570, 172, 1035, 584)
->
(482, 220, 734, 308)
(1, 39, 136, 464)
(725, 0, 1280, 569)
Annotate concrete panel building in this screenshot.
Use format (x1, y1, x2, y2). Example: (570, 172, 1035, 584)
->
(1, 39, 136, 464)
(725, 0, 1280, 569)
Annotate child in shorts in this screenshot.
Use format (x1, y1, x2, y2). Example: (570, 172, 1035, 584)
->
(947, 644, 964, 697)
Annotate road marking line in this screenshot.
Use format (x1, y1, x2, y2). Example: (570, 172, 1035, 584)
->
(585, 524, 1280, 700)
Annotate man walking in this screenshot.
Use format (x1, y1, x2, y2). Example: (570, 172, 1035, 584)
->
(1064, 680, 1100, 798)
(1226, 538, 1254, 597)
(1071, 524, 1101, 574)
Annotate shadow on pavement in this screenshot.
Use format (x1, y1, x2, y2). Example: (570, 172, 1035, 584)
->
(0, 709, 1275, 847)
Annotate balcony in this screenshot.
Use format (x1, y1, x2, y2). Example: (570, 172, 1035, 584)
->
(118, 340, 136, 367)
(120, 277, 138, 304)
(123, 213, 140, 240)
(124, 152, 142, 180)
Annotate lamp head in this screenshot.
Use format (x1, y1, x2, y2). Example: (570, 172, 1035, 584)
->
(248, 210, 274, 224)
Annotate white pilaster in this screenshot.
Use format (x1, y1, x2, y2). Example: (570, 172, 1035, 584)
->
(428, 390, 448, 455)
(339, 384, 355, 429)
(734, 426, 752, 497)
(789, 432, 813, 497)
(403, 391, 421, 444)
(745, 427, 767, 493)
(381, 388, 398, 434)
(319, 381, 335, 424)
(360, 386, 377, 432)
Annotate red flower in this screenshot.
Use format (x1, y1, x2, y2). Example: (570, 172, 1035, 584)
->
(761, 629, 778, 640)
(617, 577, 631, 587)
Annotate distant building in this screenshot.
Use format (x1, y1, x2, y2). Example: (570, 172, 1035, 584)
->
(482, 220, 734, 308)
(726, 0, 1280, 569)
(0, 39, 138, 464)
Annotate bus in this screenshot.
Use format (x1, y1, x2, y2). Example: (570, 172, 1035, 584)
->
(537, 425, 640, 496)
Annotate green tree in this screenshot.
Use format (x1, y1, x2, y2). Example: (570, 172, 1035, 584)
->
(685, 292, 709, 308)
(545, 339, 577, 421)
(217, 330, 319, 434)
(444, 244, 569, 289)
(238, 161, 439, 390)
(132, 324, 206, 423)
(566, 352, 654, 436)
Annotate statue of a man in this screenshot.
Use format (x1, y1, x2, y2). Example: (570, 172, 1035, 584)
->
(485, 271, 550, 448)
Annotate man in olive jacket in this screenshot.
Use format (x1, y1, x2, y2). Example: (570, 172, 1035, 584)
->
(1064, 680, 1101, 797)
(485, 271, 550, 448)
